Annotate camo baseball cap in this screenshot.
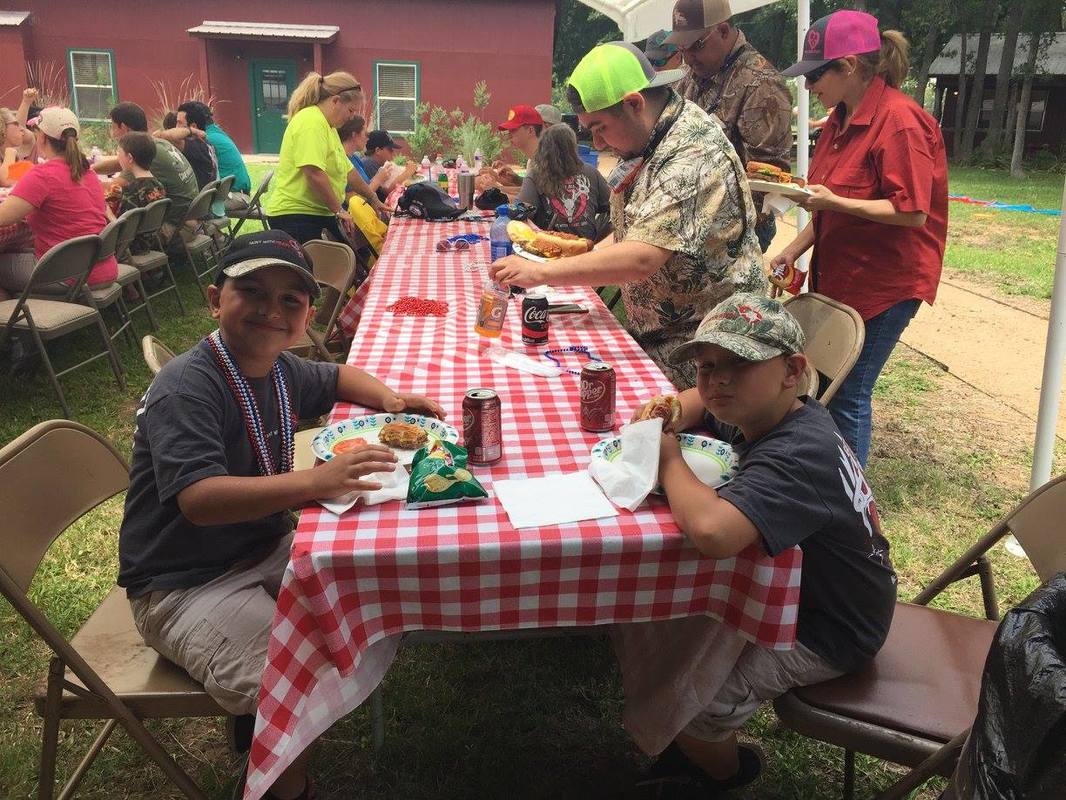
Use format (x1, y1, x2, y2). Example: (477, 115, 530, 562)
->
(670, 293, 806, 364)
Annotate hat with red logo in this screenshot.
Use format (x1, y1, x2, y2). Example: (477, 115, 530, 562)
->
(498, 105, 544, 131)
(782, 10, 882, 77)
(663, 0, 732, 48)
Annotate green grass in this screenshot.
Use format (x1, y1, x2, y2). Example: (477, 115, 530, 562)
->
(0, 160, 1051, 799)
(944, 167, 1062, 299)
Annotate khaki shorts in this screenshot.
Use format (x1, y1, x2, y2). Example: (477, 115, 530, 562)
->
(682, 641, 844, 742)
(129, 533, 292, 716)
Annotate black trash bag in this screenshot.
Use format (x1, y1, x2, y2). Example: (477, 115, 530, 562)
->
(396, 181, 462, 221)
(945, 571, 1066, 800)
(475, 187, 508, 211)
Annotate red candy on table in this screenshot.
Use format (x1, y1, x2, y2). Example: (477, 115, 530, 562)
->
(385, 297, 449, 317)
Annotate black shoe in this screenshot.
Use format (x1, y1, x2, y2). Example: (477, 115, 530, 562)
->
(630, 742, 764, 799)
(226, 713, 255, 754)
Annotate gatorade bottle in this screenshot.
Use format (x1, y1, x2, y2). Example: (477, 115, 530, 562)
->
(490, 205, 513, 262)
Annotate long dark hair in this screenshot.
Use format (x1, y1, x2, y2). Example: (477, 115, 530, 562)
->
(44, 129, 88, 182)
(528, 124, 584, 199)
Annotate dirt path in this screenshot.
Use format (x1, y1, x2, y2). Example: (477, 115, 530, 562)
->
(767, 216, 1064, 439)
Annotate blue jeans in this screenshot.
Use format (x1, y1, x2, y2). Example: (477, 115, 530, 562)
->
(827, 299, 921, 467)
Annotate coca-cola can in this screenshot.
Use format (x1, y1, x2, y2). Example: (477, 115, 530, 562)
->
(462, 388, 502, 464)
(521, 293, 550, 346)
(580, 362, 616, 432)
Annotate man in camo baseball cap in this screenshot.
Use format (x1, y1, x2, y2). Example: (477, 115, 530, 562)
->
(670, 292, 805, 364)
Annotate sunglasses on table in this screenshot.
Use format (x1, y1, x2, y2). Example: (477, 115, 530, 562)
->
(803, 61, 838, 84)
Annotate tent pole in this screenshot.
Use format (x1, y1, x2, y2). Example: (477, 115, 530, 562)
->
(1030, 175, 1066, 490)
(795, 0, 811, 276)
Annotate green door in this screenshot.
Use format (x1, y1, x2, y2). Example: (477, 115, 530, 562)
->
(251, 60, 297, 154)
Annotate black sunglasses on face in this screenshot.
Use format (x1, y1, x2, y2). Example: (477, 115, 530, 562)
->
(804, 61, 836, 84)
(680, 30, 715, 54)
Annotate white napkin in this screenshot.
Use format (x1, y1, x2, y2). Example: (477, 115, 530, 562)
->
(493, 472, 618, 528)
(588, 418, 663, 511)
(316, 461, 410, 515)
(763, 193, 797, 217)
(486, 345, 562, 378)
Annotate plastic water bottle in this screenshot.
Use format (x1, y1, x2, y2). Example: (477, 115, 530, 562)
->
(456, 154, 467, 173)
(89, 146, 102, 165)
(420, 155, 432, 181)
(434, 153, 444, 177)
(473, 148, 483, 174)
(490, 205, 513, 262)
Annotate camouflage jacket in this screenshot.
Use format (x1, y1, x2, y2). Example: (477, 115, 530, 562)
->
(612, 92, 766, 389)
(676, 31, 792, 172)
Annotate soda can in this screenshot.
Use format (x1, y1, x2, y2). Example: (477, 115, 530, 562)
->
(580, 362, 616, 432)
(521, 293, 550, 346)
(462, 388, 502, 464)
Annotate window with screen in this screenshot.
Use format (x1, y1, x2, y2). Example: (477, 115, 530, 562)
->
(375, 62, 418, 134)
(68, 50, 116, 121)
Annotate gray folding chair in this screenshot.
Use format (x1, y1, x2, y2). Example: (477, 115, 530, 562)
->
(226, 169, 272, 241)
(128, 198, 186, 315)
(0, 420, 222, 800)
(289, 240, 358, 361)
(111, 208, 159, 332)
(141, 334, 176, 377)
(179, 185, 223, 300)
(0, 235, 125, 418)
(207, 174, 236, 239)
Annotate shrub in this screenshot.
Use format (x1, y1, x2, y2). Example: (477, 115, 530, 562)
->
(405, 81, 508, 164)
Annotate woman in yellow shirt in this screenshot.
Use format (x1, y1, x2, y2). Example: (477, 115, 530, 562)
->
(265, 70, 387, 243)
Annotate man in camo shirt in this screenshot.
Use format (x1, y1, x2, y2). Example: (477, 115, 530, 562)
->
(490, 42, 765, 390)
(666, 0, 792, 252)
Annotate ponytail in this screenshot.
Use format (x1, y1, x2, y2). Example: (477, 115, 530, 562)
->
(287, 70, 363, 118)
(44, 130, 88, 182)
(856, 29, 910, 89)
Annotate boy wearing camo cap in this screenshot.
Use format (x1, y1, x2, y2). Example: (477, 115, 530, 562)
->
(622, 293, 896, 795)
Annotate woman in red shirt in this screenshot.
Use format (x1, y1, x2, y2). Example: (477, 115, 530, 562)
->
(0, 106, 117, 301)
(771, 10, 947, 466)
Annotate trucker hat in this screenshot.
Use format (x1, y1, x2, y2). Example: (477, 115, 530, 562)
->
(366, 130, 399, 152)
(644, 30, 679, 66)
(782, 10, 882, 77)
(26, 106, 80, 139)
(663, 0, 733, 48)
(567, 41, 685, 114)
(215, 230, 320, 298)
(670, 293, 806, 364)
(498, 105, 544, 131)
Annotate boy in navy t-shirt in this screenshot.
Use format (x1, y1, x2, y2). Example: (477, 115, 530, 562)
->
(628, 293, 896, 796)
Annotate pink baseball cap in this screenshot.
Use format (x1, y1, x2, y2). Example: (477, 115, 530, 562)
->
(782, 10, 881, 77)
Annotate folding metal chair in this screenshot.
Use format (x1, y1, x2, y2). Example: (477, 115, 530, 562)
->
(773, 474, 1066, 799)
(226, 170, 273, 241)
(782, 292, 865, 404)
(141, 334, 176, 377)
(127, 198, 186, 315)
(179, 185, 224, 300)
(0, 235, 125, 418)
(109, 208, 159, 332)
(288, 240, 358, 361)
(0, 420, 223, 800)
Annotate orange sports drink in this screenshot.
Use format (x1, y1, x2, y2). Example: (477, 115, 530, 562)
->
(474, 279, 510, 337)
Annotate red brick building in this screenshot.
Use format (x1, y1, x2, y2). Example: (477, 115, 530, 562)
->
(0, 1, 556, 153)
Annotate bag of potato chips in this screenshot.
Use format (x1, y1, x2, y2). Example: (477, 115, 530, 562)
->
(406, 440, 489, 509)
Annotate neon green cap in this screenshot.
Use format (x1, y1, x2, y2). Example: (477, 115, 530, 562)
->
(567, 41, 685, 114)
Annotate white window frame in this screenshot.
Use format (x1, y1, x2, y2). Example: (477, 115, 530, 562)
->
(374, 62, 419, 135)
(68, 49, 116, 121)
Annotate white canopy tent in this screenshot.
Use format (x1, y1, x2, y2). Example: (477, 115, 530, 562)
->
(576, 0, 1066, 506)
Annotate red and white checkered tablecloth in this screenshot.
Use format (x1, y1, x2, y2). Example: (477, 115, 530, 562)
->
(0, 220, 33, 253)
(244, 217, 803, 799)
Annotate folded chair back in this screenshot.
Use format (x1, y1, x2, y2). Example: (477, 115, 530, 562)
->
(183, 185, 216, 224)
(1000, 474, 1066, 582)
(784, 293, 865, 404)
(304, 239, 356, 332)
(0, 420, 128, 594)
(137, 198, 172, 238)
(142, 334, 177, 377)
(27, 235, 102, 294)
(97, 217, 124, 263)
(114, 207, 146, 261)
(213, 174, 235, 205)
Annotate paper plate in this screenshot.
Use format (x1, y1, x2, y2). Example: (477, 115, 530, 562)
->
(590, 433, 738, 493)
(512, 242, 549, 262)
(312, 414, 459, 466)
(746, 178, 812, 200)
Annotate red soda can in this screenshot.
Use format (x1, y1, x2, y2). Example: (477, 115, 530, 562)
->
(580, 362, 616, 432)
(462, 388, 502, 464)
(521, 293, 550, 345)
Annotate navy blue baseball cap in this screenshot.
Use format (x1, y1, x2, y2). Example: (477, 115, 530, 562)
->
(216, 230, 320, 298)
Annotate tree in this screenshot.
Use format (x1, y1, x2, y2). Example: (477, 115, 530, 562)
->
(1010, 0, 1061, 177)
(953, 29, 970, 157)
(552, 0, 620, 86)
(957, 0, 1000, 162)
(980, 0, 1023, 156)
